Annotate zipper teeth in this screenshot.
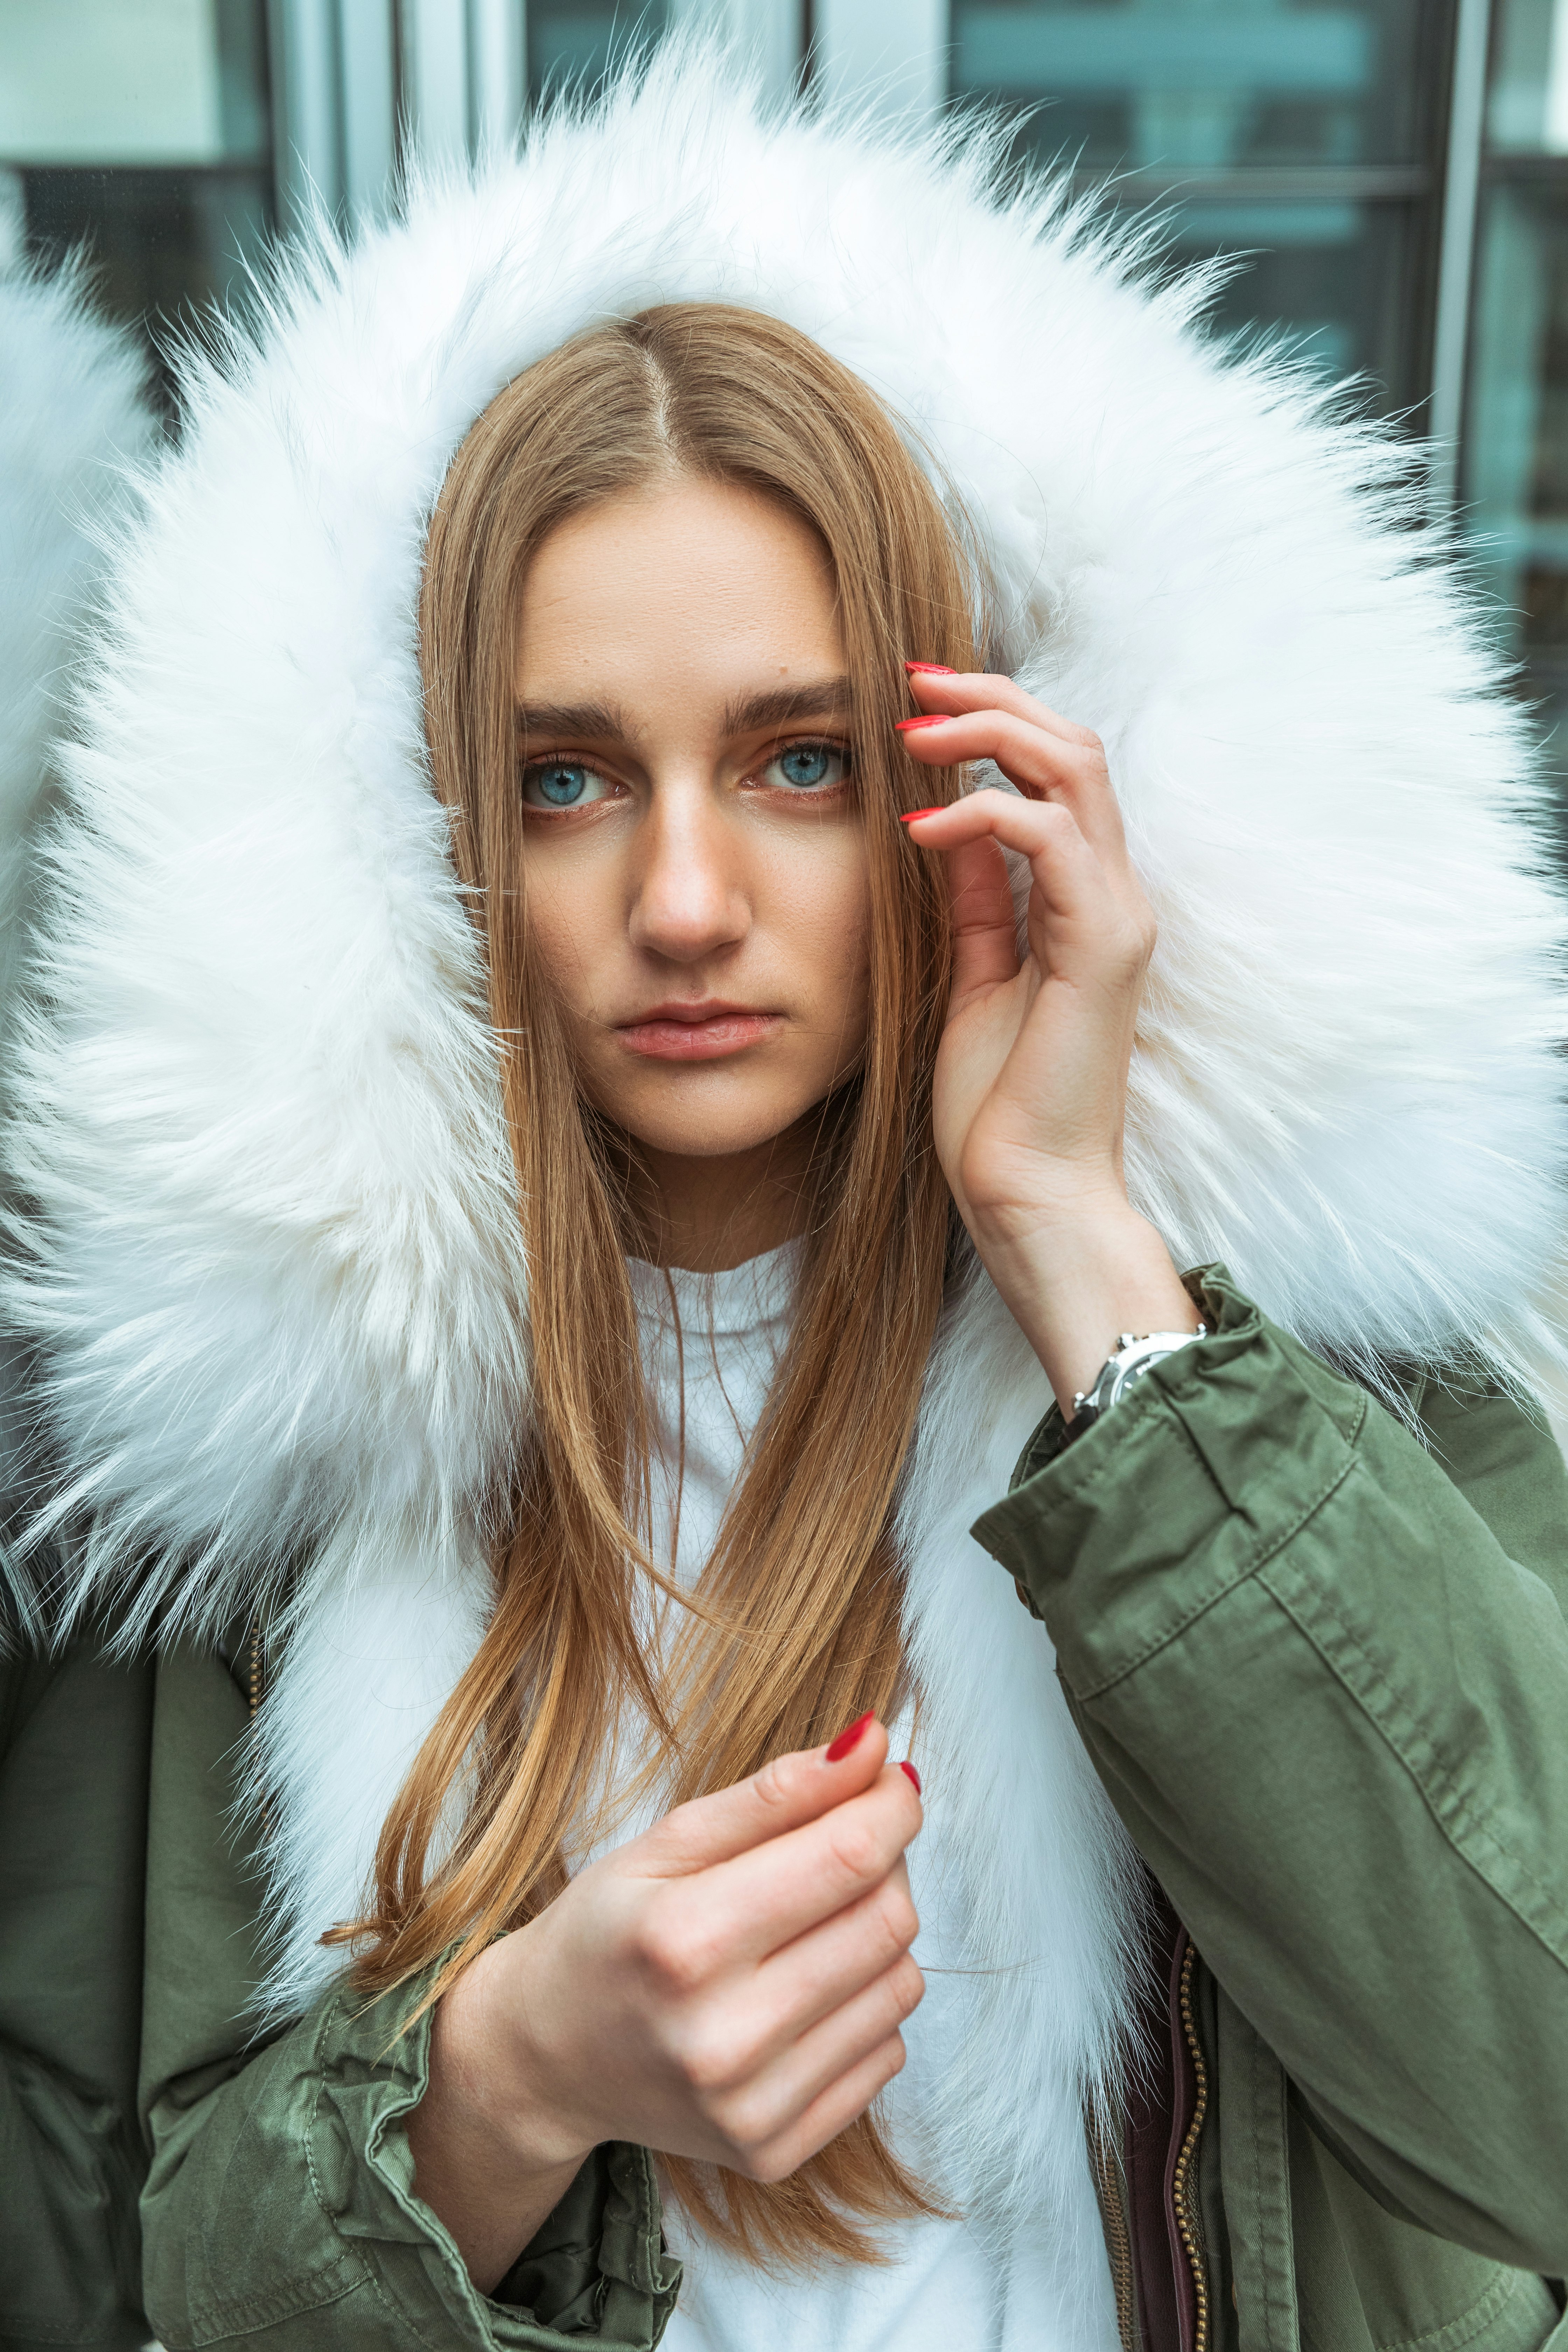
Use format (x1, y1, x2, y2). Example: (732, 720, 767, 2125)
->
(248, 1621, 262, 1718)
(1090, 2114, 1137, 2352)
(1173, 1942, 1212, 2352)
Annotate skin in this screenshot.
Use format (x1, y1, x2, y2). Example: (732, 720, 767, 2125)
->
(509, 476, 873, 1271)
(407, 477, 1197, 2290)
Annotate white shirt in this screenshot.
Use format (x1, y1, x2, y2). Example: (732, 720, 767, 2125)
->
(626, 1247, 1119, 2352)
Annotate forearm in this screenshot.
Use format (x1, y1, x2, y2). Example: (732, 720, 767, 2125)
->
(971, 1198, 1199, 1410)
(406, 1939, 585, 2294)
(973, 1272, 1568, 2268)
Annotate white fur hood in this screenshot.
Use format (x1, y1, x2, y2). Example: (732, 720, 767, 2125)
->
(8, 50, 1567, 1626)
(0, 261, 153, 1622)
(4, 47, 1568, 2284)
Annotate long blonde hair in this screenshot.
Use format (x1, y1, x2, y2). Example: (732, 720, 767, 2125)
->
(346, 304, 981, 2264)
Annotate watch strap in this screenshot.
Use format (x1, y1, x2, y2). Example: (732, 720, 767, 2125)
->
(1064, 1324, 1207, 1444)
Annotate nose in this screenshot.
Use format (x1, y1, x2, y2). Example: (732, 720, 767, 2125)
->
(626, 777, 750, 966)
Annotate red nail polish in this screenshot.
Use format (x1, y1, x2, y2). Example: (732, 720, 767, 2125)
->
(904, 661, 958, 675)
(899, 1760, 922, 1794)
(895, 714, 948, 732)
(898, 807, 945, 823)
(826, 1710, 875, 1762)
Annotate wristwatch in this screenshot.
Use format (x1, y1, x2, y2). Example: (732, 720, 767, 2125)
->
(1064, 1324, 1208, 1444)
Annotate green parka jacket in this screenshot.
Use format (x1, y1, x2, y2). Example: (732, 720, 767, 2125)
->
(6, 1271, 1568, 2352)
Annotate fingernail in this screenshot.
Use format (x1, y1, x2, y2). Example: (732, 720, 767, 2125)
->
(898, 807, 945, 824)
(904, 661, 958, 675)
(899, 1760, 922, 1794)
(826, 1710, 875, 1762)
(895, 714, 949, 732)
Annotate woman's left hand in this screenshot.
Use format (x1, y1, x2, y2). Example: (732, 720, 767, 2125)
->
(898, 669, 1198, 1410)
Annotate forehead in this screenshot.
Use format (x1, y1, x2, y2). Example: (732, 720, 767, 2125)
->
(514, 477, 842, 710)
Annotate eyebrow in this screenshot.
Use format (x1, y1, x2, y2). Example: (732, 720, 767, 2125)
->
(515, 699, 626, 744)
(720, 678, 854, 736)
(514, 676, 855, 748)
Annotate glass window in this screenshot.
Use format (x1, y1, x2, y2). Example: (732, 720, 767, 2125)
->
(1466, 0, 1568, 792)
(1488, 0, 1568, 150)
(527, 0, 668, 104)
(948, 0, 1456, 413)
(0, 0, 274, 409)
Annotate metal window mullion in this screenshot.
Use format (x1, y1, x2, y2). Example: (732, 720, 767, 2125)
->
(469, 0, 525, 152)
(269, 0, 345, 231)
(340, 1, 398, 215)
(1431, 0, 1494, 511)
(811, 0, 947, 126)
(401, 0, 471, 163)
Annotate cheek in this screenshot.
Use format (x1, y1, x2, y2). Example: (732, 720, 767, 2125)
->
(522, 854, 608, 1013)
(769, 830, 874, 1030)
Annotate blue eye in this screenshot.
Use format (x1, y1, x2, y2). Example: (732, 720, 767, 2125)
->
(763, 742, 850, 792)
(520, 760, 611, 810)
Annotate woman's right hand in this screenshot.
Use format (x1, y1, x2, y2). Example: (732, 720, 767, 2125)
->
(406, 1714, 924, 2291)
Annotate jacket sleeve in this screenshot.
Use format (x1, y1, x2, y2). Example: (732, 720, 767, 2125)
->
(138, 1643, 680, 2352)
(0, 1631, 155, 2352)
(969, 1267, 1568, 2277)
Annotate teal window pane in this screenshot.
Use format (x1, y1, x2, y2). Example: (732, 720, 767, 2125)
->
(0, 0, 271, 166)
(1465, 179, 1568, 771)
(1, 0, 275, 411)
(1165, 195, 1421, 387)
(950, 0, 1442, 169)
(527, 2, 668, 103)
(1489, 0, 1568, 154)
(948, 1, 1451, 412)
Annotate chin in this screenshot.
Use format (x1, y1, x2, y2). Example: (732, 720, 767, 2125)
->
(605, 1075, 828, 1162)
(627, 1110, 814, 1160)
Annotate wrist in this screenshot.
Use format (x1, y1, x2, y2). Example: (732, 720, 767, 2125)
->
(425, 1928, 592, 2183)
(456, 1933, 595, 2180)
(967, 1200, 1198, 1413)
(407, 1937, 591, 2294)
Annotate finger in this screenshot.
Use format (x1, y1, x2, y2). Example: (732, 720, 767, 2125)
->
(940, 830, 1021, 1003)
(773, 1944, 924, 2116)
(908, 788, 1112, 934)
(742, 2030, 912, 2184)
(898, 709, 1129, 873)
(714, 1952, 924, 2168)
(634, 1716, 889, 1881)
(685, 1762, 922, 1966)
(904, 665, 1100, 749)
(745, 1856, 919, 2049)
(915, 792, 1144, 1024)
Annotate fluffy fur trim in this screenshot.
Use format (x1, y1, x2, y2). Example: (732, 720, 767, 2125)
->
(0, 261, 153, 1624)
(4, 44, 1567, 2262)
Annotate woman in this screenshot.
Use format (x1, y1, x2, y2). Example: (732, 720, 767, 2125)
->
(6, 49, 1568, 2352)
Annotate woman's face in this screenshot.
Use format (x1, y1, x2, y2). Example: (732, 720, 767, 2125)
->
(513, 477, 872, 1171)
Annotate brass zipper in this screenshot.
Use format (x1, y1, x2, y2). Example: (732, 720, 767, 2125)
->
(1172, 1942, 1212, 2352)
(247, 1618, 264, 1717)
(1090, 2111, 1138, 2352)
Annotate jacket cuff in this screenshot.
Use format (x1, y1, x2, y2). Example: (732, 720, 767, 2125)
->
(316, 1960, 681, 2348)
(969, 1266, 1365, 1700)
(493, 2141, 677, 2337)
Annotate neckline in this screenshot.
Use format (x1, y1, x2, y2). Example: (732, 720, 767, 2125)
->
(626, 1238, 801, 1339)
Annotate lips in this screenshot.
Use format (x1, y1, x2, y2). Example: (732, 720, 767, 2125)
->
(615, 1001, 782, 1062)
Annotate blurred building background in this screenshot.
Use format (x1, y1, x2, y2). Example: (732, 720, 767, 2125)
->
(4, 0, 1567, 785)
